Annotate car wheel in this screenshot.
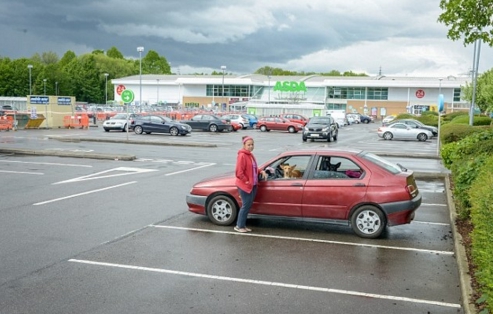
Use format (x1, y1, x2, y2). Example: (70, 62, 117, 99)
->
(302, 135, 307, 142)
(383, 132, 393, 140)
(417, 133, 428, 141)
(252, 123, 257, 129)
(209, 124, 218, 132)
(364, 120, 369, 124)
(122, 124, 127, 132)
(206, 195, 237, 226)
(351, 205, 386, 238)
(170, 127, 179, 136)
(104, 128, 109, 132)
(288, 126, 295, 133)
(333, 132, 338, 141)
(260, 125, 267, 132)
(327, 132, 332, 142)
(134, 126, 143, 134)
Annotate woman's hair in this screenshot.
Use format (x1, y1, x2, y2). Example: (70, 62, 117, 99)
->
(242, 136, 253, 144)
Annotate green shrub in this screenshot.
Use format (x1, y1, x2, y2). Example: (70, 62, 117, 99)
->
(451, 154, 489, 211)
(417, 115, 438, 127)
(395, 113, 414, 120)
(421, 111, 438, 117)
(442, 111, 469, 122)
(441, 129, 493, 166)
(450, 115, 492, 125)
(468, 155, 493, 311)
(440, 123, 477, 144)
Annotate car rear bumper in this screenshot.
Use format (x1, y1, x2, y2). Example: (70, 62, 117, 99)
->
(381, 192, 422, 226)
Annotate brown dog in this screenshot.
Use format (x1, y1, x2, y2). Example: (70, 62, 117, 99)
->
(280, 164, 302, 179)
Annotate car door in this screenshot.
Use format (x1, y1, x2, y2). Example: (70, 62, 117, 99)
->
(154, 116, 170, 133)
(187, 115, 203, 129)
(390, 123, 409, 139)
(301, 155, 369, 220)
(253, 155, 312, 217)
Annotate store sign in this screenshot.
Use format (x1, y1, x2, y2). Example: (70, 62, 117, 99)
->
(273, 81, 307, 92)
(57, 97, 71, 105)
(29, 96, 49, 104)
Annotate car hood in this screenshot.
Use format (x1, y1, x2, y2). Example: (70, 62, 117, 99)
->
(193, 171, 236, 187)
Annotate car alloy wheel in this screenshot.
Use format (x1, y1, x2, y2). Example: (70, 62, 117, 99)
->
(206, 195, 237, 226)
(260, 125, 267, 132)
(134, 126, 143, 134)
(288, 126, 295, 133)
(417, 133, 428, 141)
(170, 127, 179, 136)
(209, 124, 218, 132)
(383, 132, 393, 140)
(351, 205, 386, 238)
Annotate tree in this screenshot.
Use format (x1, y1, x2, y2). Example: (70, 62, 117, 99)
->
(106, 47, 124, 59)
(438, 0, 493, 46)
(142, 50, 171, 74)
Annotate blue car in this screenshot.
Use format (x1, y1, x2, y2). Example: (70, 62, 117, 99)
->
(244, 114, 258, 128)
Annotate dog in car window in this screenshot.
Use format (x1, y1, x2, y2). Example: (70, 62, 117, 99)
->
(321, 160, 341, 171)
(280, 164, 302, 179)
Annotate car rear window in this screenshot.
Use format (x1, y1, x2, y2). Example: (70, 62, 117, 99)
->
(360, 152, 402, 174)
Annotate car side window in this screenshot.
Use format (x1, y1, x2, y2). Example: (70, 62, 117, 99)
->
(263, 155, 311, 180)
(313, 156, 363, 179)
(150, 116, 161, 123)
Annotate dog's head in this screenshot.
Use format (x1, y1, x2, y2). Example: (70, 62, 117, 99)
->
(280, 164, 297, 177)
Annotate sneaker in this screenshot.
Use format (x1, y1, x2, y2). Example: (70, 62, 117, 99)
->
(245, 227, 252, 232)
(234, 227, 248, 233)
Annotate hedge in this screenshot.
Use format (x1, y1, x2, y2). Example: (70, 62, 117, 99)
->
(450, 115, 492, 126)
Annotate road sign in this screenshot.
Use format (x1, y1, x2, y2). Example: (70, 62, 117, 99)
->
(121, 90, 134, 103)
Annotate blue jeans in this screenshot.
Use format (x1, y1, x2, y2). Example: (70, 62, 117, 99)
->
(237, 185, 257, 228)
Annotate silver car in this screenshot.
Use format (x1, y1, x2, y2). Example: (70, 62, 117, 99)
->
(102, 113, 140, 132)
(377, 123, 433, 141)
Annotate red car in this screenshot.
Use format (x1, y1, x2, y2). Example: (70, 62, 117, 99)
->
(279, 113, 308, 126)
(186, 148, 422, 238)
(257, 117, 304, 133)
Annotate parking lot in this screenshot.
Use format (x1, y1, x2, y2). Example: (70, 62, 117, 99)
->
(0, 123, 464, 313)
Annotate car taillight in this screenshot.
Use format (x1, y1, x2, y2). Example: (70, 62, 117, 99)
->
(406, 184, 418, 198)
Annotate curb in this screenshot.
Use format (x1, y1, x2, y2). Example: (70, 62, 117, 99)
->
(47, 136, 217, 148)
(0, 148, 136, 161)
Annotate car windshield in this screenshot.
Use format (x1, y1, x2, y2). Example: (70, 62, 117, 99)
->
(360, 152, 402, 174)
(309, 117, 331, 124)
(112, 114, 129, 119)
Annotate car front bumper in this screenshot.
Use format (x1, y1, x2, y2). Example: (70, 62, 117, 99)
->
(186, 194, 207, 215)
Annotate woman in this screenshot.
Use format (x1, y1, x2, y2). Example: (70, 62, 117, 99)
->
(234, 136, 265, 233)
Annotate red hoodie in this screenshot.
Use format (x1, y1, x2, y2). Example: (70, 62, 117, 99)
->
(235, 148, 260, 193)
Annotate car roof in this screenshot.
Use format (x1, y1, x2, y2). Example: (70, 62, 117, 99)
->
(276, 147, 364, 156)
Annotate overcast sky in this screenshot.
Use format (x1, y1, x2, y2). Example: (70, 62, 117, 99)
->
(1, 0, 492, 78)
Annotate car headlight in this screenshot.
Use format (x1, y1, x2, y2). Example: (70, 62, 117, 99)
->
(322, 127, 329, 132)
(304, 126, 309, 131)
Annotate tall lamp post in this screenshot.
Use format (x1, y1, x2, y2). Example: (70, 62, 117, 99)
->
(104, 73, 109, 105)
(221, 65, 226, 109)
(137, 46, 144, 112)
(27, 64, 33, 95)
(156, 79, 160, 105)
(437, 78, 443, 156)
(43, 79, 47, 95)
(55, 82, 58, 96)
(470, 35, 482, 126)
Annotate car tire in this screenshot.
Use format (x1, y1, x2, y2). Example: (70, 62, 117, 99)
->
(327, 132, 332, 142)
(252, 123, 257, 129)
(122, 124, 127, 132)
(350, 205, 386, 238)
(417, 133, 428, 141)
(333, 132, 338, 141)
(302, 135, 307, 142)
(288, 126, 295, 133)
(383, 132, 393, 140)
(170, 127, 179, 136)
(104, 128, 109, 132)
(209, 124, 218, 132)
(134, 126, 143, 134)
(206, 195, 238, 226)
(260, 125, 267, 132)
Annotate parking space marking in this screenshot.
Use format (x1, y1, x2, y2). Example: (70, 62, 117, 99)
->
(0, 160, 93, 167)
(164, 163, 216, 176)
(33, 181, 136, 206)
(421, 203, 447, 206)
(151, 225, 454, 255)
(53, 167, 158, 184)
(412, 221, 450, 226)
(0, 170, 44, 175)
(68, 259, 461, 309)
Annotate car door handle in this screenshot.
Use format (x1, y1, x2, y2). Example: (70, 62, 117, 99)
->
(353, 183, 366, 187)
(291, 183, 303, 187)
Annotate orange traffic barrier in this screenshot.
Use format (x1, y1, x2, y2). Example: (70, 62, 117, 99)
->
(63, 114, 89, 129)
(0, 115, 14, 131)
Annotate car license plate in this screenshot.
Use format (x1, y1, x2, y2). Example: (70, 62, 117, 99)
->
(312, 134, 319, 137)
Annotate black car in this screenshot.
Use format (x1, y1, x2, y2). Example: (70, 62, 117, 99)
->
(359, 114, 373, 123)
(388, 119, 438, 136)
(302, 116, 338, 142)
(180, 114, 233, 132)
(131, 115, 192, 136)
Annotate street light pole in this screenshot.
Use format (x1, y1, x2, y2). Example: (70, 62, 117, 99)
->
(104, 73, 109, 105)
(27, 64, 33, 95)
(469, 37, 482, 126)
(137, 46, 144, 112)
(43, 79, 47, 95)
(55, 82, 58, 96)
(221, 65, 226, 110)
(156, 79, 160, 105)
(437, 78, 443, 156)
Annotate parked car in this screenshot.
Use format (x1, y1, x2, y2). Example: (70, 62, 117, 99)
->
(229, 121, 242, 132)
(388, 119, 438, 136)
(346, 113, 360, 124)
(359, 115, 373, 123)
(257, 117, 304, 133)
(186, 148, 422, 238)
(302, 116, 338, 142)
(102, 113, 140, 132)
(243, 114, 258, 129)
(335, 118, 347, 128)
(279, 113, 308, 126)
(180, 114, 233, 132)
(132, 115, 192, 136)
(220, 114, 250, 129)
(377, 123, 433, 141)
(382, 115, 396, 124)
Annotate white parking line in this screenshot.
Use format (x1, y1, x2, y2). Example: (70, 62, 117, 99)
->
(151, 225, 454, 255)
(33, 181, 136, 206)
(68, 259, 460, 309)
(164, 163, 215, 176)
(0, 160, 92, 167)
(0, 170, 44, 175)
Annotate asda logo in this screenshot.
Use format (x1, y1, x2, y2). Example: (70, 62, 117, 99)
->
(273, 81, 307, 92)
